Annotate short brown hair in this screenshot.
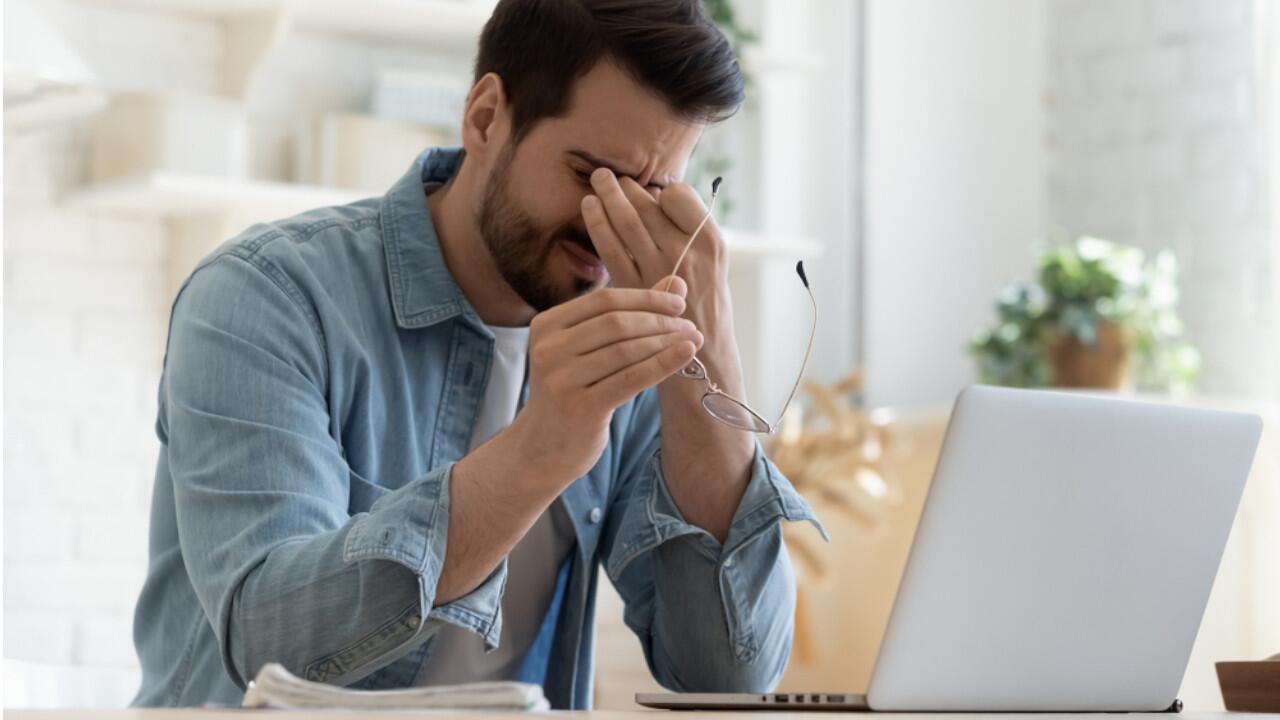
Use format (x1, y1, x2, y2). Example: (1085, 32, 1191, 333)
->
(474, 0, 745, 142)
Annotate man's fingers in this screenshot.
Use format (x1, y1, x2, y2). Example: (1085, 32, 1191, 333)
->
(589, 339, 699, 409)
(576, 330, 703, 386)
(620, 176, 688, 261)
(537, 287, 683, 332)
(657, 183, 709, 233)
(619, 176, 675, 232)
(563, 311, 697, 356)
(590, 170, 665, 269)
(582, 194, 640, 286)
(655, 274, 688, 299)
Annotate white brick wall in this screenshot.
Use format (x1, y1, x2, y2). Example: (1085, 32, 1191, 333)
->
(3, 0, 221, 677)
(3, 119, 167, 673)
(1047, 0, 1273, 395)
(2, 1, 467, 682)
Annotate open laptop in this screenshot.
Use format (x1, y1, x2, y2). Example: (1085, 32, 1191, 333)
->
(638, 385, 1262, 712)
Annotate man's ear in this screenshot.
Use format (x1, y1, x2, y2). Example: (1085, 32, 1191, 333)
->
(461, 72, 510, 160)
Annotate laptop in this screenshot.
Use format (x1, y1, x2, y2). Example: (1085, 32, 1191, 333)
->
(638, 385, 1262, 712)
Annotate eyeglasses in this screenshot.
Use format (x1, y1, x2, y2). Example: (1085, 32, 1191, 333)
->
(662, 177, 817, 434)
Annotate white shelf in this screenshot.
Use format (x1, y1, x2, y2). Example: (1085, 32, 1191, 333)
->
(64, 173, 820, 259)
(77, 0, 280, 14)
(65, 172, 369, 218)
(296, 0, 491, 48)
(724, 229, 821, 259)
(77, 0, 491, 47)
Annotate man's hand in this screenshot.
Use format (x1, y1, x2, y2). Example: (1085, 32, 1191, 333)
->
(508, 277, 704, 485)
(580, 168, 755, 543)
(581, 167, 746, 407)
(439, 277, 701, 605)
(581, 169, 729, 336)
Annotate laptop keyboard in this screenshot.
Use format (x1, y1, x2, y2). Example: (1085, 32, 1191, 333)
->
(771, 693, 849, 704)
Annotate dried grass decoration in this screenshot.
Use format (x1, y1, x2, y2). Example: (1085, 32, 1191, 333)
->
(766, 369, 898, 667)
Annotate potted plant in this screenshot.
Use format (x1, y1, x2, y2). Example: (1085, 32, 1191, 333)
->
(969, 237, 1200, 392)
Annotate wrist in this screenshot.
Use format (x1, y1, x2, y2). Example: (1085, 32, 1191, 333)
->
(686, 290, 742, 371)
(501, 411, 582, 490)
(458, 416, 563, 507)
(691, 332, 747, 398)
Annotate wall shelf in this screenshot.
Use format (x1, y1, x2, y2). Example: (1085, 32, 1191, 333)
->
(64, 172, 369, 218)
(75, 0, 494, 97)
(725, 229, 821, 259)
(77, 0, 492, 47)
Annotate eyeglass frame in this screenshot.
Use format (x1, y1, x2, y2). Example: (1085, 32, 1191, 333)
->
(661, 177, 818, 434)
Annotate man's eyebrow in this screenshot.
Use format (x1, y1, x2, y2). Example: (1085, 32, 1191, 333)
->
(565, 149, 669, 189)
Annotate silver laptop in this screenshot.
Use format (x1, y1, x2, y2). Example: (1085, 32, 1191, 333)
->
(638, 385, 1262, 712)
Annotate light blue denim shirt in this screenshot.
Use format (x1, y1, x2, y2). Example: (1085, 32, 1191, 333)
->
(132, 148, 823, 708)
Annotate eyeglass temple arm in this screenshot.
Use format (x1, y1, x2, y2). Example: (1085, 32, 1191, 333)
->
(770, 261, 818, 430)
(663, 177, 721, 293)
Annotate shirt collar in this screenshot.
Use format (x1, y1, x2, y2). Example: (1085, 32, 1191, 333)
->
(380, 147, 484, 330)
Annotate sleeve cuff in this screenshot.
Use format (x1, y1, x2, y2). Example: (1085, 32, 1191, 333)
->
(423, 559, 507, 651)
(606, 441, 826, 581)
(341, 461, 506, 650)
(716, 440, 828, 553)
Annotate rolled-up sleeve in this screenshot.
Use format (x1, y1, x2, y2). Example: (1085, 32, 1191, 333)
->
(600, 391, 825, 692)
(165, 252, 502, 691)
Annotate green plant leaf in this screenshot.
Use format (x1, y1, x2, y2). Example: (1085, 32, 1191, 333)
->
(971, 235, 1199, 391)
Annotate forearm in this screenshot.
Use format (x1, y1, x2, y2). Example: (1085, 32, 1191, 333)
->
(433, 281, 698, 601)
(209, 461, 473, 688)
(223, 425, 566, 686)
(434, 415, 570, 604)
(657, 307, 755, 542)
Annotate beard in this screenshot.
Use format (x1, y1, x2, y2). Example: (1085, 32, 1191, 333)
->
(477, 145, 599, 312)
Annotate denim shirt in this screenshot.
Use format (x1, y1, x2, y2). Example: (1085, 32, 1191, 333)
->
(131, 148, 823, 708)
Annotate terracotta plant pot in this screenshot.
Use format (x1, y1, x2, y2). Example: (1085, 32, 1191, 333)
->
(1044, 321, 1130, 389)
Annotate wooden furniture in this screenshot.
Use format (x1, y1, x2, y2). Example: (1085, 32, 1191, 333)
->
(1217, 660, 1280, 712)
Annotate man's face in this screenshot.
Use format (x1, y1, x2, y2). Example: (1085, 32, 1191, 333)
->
(476, 60, 704, 312)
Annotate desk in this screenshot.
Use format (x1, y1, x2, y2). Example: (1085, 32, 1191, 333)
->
(0, 707, 1269, 712)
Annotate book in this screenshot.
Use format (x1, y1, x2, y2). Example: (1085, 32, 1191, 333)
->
(242, 662, 550, 711)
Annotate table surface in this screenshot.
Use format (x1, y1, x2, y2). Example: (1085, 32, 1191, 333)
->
(2, 707, 1269, 712)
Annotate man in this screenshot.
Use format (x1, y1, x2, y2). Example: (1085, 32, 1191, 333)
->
(132, 0, 820, 708)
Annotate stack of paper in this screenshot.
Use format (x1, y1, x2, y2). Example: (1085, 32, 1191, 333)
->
(242, 663, 549, 711)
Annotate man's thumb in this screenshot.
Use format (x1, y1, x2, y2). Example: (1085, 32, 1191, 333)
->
(655, 274, 688, 299)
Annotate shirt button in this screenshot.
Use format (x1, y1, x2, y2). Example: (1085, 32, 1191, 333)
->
(588, 507, 603, 524)
(406, 614, 421, 630)
(724, 556, 735, 568)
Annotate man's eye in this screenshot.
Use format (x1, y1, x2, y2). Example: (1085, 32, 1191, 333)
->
(572, 168, 593, 185)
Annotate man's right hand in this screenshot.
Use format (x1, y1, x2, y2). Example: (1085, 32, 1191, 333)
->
(507, 276, 703, 485)
(437, 277, 700, 605)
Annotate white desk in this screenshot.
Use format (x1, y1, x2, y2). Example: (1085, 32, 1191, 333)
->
(3, 711, 1271, 719)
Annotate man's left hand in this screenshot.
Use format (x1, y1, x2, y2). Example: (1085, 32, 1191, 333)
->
(580, 168, 730, 339)
(581, 167, 754, 541)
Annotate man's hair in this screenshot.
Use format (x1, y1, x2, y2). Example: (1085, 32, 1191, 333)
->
(474, 0, 745, 142)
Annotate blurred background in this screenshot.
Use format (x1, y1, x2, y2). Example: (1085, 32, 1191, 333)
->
(3, 0, 1278, 710)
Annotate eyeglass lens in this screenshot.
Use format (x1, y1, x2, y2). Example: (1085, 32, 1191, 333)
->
(702, 392, 771, 433)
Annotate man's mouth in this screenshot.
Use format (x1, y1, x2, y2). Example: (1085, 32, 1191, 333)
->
(559, 237, 607, 280)
(562, 235, 600, 261)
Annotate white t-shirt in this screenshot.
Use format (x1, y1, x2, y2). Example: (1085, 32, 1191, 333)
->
(416, 323, 576, 686)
